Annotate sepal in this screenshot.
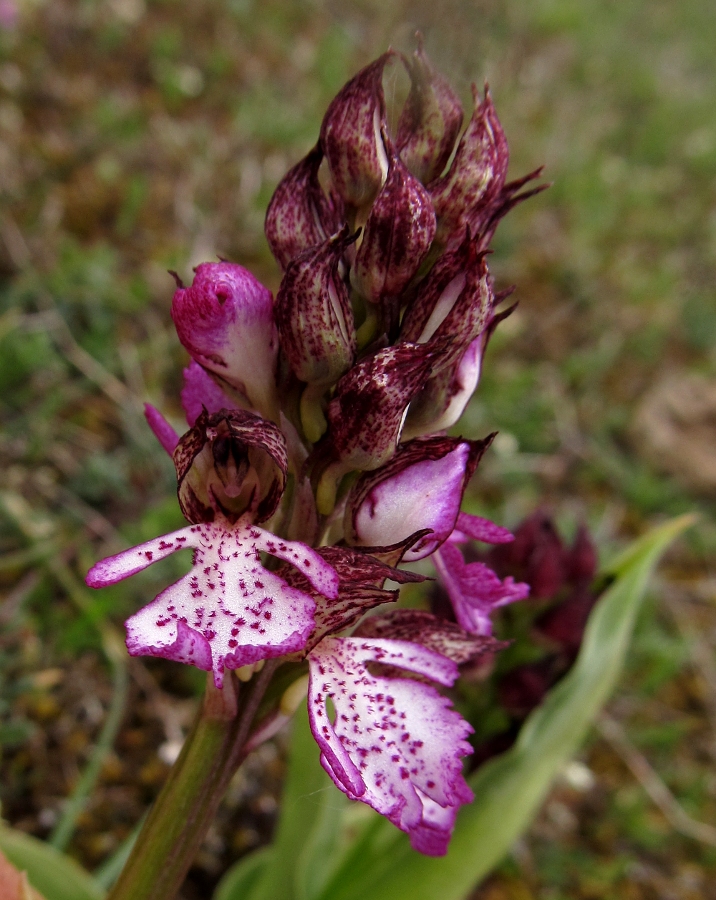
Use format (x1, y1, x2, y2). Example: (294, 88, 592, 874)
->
(355, 609, 502, 665)
(351, 137, 436, 305)
(171, 262, 279, 419)
(321, 341, 439, 475)
(345, 434, 494, 560)
(429, 85, 509, 247)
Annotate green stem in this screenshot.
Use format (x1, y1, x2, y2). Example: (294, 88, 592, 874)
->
(108, 662, 278, 900)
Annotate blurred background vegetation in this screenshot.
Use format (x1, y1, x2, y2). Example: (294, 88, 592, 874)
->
(0, 0, 715, 897)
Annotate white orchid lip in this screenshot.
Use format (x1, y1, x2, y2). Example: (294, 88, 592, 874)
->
(307, 636, 474, 856)
(87, 519, 339, 690)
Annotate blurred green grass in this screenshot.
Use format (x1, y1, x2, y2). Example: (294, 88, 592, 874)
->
(1, 0, 716, 897)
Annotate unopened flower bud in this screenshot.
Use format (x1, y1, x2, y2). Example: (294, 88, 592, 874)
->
(401, 233, 492, 360)
(351, 136, 436, 305)
(396, 37, 464, 185)
(401, 236, 503, 438)
(276, 227, 358, 387)
(315, 342, 438, 512)
(319, 51, 394, 208)
(265, 144, 344, 270)
(174, 408, 287, 525)
(171, 263, 279, 420)
(429, 85, 509, 246)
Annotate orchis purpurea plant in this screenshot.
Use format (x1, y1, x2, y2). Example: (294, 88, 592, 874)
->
(85, 39, 548, 900)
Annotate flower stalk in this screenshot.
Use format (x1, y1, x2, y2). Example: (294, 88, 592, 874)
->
(108, 665, 276, 900)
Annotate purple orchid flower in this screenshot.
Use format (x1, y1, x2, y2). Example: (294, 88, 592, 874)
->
(87, 519, 338, 689)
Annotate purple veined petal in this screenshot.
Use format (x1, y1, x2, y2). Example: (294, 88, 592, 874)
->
(307, 636, 473, 856)
(345, 435, 494, 561)
(144, 403, 179, 456)
(279, 542, 425, 654)
(434, 542, 529, 636)
(181, 361, 237, 427)
(355, 608, 502, 665)
(396, 36, 464, 185)
(449, 511, 514, 545)
(275, 227, 358, 387)
(171, 262, 279, 420)
(319, 52, 395, 208)
(87, 519, 338, 689)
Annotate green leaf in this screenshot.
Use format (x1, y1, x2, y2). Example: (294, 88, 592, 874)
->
(312, 514, 695, 900)
(0, 825, 105, 900)
(215, 703, 346, 900)
(213, 847, 273, 900)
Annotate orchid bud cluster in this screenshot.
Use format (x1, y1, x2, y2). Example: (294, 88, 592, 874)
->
(87, 41, 546, 857)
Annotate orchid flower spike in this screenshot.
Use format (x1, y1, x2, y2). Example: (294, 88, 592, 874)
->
(87, 38, 547, 859)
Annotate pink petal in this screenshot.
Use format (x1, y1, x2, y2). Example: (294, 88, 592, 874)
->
(181, 361, 237, 427)
(450, 511, 514, 545)
(144, 403, 179, 456)
(171, 262, 279, 419)
(347, 437, 493, 561)
(434, 543, 529, 636)
(88, 520, 337, 688)
(307, 636, 473, 856)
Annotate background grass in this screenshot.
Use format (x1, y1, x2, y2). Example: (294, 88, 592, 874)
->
(1, 0, 715, 898)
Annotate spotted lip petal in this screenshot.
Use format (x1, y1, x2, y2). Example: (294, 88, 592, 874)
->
(181, 361, 237, 427)
(307, 636, 474, 855)
(265, 143, 345, 270)
(345, 434, 494, 561)
(396, 37, 464, 186)
(322, 342, 438, 473)
(351, 138, 436, 306)
(434, 542, 529, 636)
(275, 227, 358, 386)
(174, 408, 288, 525)
(279, 541, 426, 654)
(171, 262, 279, 420)
(319, 52, 394, 208)
(86, 519, 338, 689)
